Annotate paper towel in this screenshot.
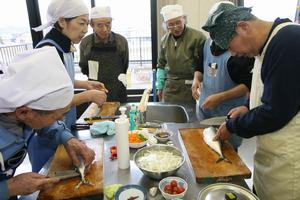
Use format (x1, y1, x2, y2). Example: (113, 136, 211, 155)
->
(115, 117, 130, 169)
(88, 60, 99, 80)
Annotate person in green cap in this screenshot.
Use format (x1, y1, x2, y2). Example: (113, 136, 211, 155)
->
(203, 1, 300, 200)
(156, 4, 206, 103)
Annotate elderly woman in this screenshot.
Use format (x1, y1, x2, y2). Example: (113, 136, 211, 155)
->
(30, 0, 107, 172)
(33, 0, 107, 129)
(0, 47, 95, 199)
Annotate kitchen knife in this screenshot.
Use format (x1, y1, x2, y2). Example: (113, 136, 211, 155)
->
(55, 169, 80, 180)
(84, 115, 120, 121)
(199, 116, 228, 126)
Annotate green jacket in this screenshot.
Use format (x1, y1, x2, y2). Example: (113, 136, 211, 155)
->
(157, 26, 206, 79)
(156, 26, 206, 102)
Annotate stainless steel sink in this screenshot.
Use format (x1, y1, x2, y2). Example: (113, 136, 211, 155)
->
(124, 103, 189, 123)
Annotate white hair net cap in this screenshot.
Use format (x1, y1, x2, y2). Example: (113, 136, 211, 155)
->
(90, 6, 112, 19)
(160, 4, 184, 22)
(32, 0, 89, 32)
(0, 47, 74, 113)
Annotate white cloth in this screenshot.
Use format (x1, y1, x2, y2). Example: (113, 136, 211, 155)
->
(90, 6, 112, 19)
(0, 47, 73, 113)
(118, 73, 127, 87)
(160, 4, 184, 22)
(32, 0, 89, 32)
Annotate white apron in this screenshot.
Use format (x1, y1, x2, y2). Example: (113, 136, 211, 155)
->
(251, 22, 300, 200)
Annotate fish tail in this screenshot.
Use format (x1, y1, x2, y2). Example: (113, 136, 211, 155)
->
(216, 157, 223, 163)
(216, 156, 232, 164)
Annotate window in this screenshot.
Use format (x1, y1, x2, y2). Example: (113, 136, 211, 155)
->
(38, 0, 153, 90)
(95, 0, 153, 89)
(0, 0, 32, 66)
(244, 0, 298, 21)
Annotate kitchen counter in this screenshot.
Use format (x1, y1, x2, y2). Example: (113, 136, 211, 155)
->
(20, 102, 250, 200)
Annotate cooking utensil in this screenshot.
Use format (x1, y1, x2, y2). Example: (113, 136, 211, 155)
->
(71, 123, 91, 130)
(197, 183, 260, 200)
(84, 115, 120, 121)
(180, 128, 251, 183)
(199, 116, 229, 126)
(158, 176, 188, 200)
(115, 184, 147, 200)
(55, 169, 80, 180)
(133, 144, 185, 180)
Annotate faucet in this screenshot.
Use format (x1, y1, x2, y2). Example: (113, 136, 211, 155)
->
(138, 88, 152, 124)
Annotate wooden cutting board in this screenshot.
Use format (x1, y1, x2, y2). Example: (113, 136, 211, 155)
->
(180, 128, 251, 182)
(77, 102, 120, 124)
(38, 138, 103, 200)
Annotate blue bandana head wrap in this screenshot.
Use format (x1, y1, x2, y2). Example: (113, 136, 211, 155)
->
(202, 2, 252, 49)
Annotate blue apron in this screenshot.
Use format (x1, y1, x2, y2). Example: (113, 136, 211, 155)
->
(27, 39, 76, 172)
(197, 39, 246, 149)
(0, 126, 33, 200)
(36, 39, 76, 129)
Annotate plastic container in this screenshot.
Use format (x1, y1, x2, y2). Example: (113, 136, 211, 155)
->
(115, 106, 130, 169)
(129, 104, 137, 130)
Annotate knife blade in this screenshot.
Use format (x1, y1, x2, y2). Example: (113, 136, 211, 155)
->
(84, 115, 120, 121)
(199, 116, 228, 126)
(55, 170, 80, 180)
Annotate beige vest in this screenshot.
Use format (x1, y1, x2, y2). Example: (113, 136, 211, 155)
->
(251, 22, 300, 200)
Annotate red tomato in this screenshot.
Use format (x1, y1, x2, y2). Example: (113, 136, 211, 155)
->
(164, 184, 172, 194)
(176, 186, 185, 194)
(172, 186, 178, 194)
(170, 180, 178, 188)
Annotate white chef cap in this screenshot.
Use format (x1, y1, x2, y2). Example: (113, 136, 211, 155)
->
(0, 47, 74, 113)
(160, 4, 184, 22)
(32, 0, 89, 32)
(90, 6, 112, 19)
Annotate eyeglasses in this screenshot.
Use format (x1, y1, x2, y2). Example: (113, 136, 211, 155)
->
(167, 20, 183, 30)
(96, 22, 112, 30)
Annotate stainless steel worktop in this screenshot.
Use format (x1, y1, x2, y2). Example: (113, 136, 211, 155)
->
(73, 121, 249, 200)
(20, 103, 250, 200)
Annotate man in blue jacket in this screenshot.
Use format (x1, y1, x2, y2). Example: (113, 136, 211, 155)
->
(0, 47, 95, 199)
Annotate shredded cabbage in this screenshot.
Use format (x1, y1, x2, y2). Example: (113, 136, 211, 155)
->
(137, 150, 182, 172)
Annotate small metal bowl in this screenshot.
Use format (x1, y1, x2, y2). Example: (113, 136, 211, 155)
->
(133, 144, 185, 180)
(154, 130, 173, 143)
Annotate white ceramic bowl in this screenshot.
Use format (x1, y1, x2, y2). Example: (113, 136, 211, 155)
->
(128, 131, 149, 148)
(158, 176, 188, 200)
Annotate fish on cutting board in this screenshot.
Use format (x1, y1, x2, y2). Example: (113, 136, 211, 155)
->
(203, 126, 231, 163)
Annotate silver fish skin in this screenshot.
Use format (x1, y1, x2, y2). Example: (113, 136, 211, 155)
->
(203, 126, 231, 163)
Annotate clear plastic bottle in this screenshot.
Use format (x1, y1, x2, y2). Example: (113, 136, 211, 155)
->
(129, 104, 137, 130)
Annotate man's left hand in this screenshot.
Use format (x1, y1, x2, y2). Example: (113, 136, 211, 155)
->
(64, 138, 95, 167)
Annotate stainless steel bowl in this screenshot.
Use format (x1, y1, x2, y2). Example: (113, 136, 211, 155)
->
(133, 144, 185, 180)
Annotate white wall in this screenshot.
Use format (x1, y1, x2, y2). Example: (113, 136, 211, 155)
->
(156, 0, 219, 39)
(178, 0, 218, 31)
